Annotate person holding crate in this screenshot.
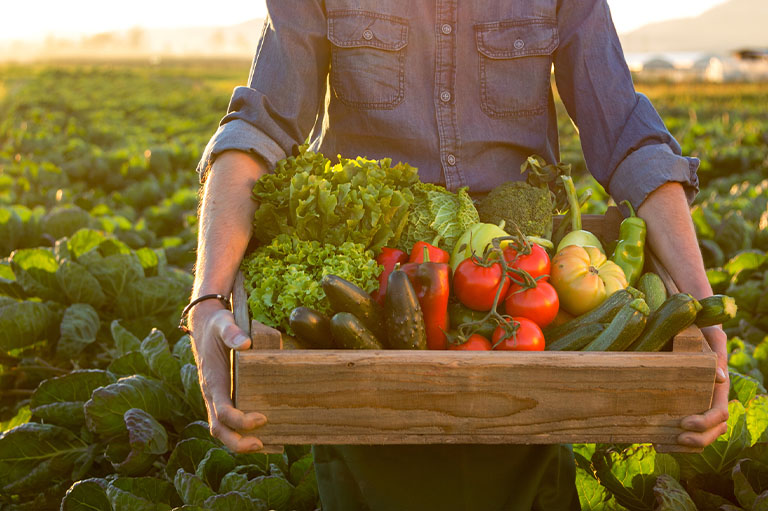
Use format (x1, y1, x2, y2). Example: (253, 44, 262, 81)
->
(186, 0, 730, 509)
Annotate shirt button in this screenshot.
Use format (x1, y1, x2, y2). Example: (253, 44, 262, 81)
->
(441, 24, 452, 35)
(440, 90, 451, 102)
(514, 39, 525, 50)
(446, 154, 456, 165)
(362, 29, 374, 40)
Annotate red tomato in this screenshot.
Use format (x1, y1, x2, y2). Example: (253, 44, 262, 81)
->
(453, 258, 510, 311)
(448, 334, 492, 351)
(491, 317, 545, 351)
(503, 243, 551, 281)
(503, 281, 560, 329)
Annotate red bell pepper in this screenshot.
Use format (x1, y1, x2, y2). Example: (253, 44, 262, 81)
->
(400, 250, 451, 350)
(408, 239, 450, 264)
(371, 247, 409, 305)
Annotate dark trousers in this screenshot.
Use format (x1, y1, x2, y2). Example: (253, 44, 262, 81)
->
(313, 444, 581, 511)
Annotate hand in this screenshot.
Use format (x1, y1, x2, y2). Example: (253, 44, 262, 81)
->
(188, 300, 267, 453)
(677, 325, 730, 448)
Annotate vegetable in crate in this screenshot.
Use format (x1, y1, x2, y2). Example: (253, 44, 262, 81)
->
(241, 235, 380, 334)
(636, 272, 666, 311)
(289, 307, 334, 349)
(250, 145, 417, 252)
(550, 245, 628, 316)
(453, 254, 510, 312)
(695, 294, 738, 327)
(397, 182, 479, 255)
(385, 269, 427, 350)
(504, 279, 560, 329)
(447, 333, 492, 351)
(370, 247, 408, 305)
(400, 249, 451, 350)
(492, 317, 545, 351)
(582, 298, 650, 352)
(544, 287, 644, 342)
(322, 274, 386, 341)
(476, 155, 572, 239)
(450, 221, 509, 272)
(610, 200, 646, 286)
(629, 293, 702, 352)
(556, 175, 603, 253)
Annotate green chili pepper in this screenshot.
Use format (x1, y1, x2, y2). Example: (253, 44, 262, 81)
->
(611, 200, 646, 286)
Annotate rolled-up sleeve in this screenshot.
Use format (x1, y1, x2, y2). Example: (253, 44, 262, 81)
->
(197, 0, 331, 181)
(553, 0, 699, 210)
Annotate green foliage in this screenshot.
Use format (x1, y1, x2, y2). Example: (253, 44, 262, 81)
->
(1, 64, 766, 510)
(242, 233, 381, 334)
(397, 182, 480, 254)
(251, 145, 418, 253)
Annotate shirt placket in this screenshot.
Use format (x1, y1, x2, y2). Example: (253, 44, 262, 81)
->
(434, 0, 463, 191)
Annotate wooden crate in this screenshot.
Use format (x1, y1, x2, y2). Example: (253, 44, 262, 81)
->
(232, 207, 717, 453)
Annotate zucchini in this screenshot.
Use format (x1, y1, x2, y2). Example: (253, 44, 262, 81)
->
(384, 270, 427, 350)
(544, 287, 644, 342)
(637, 272, 667, 312)
(629, 293, 702, 352)
(695, 294, 738, 327)
(321, 274, 385, 340)
(289, 307, 334, 349)
(582, 298, 650, 351)
(330, 312, 384, 350)
(545, 323, 606, 351)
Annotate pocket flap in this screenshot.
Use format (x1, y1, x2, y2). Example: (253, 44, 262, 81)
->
(328, 10, 409, 51)
(475, 19, 558, 59)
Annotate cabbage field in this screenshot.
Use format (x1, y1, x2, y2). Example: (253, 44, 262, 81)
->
(0, 62, 767, 510)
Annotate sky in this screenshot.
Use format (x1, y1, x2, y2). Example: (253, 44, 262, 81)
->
(0, 0, 729, 41)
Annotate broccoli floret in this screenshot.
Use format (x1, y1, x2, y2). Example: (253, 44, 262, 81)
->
(476, 181, 553, 238)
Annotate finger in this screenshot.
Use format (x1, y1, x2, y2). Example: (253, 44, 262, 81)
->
(715, 366, 729, 384)
(680, 385, 729, 432)
(210, 420, 264, 453)
(678, 420, 728, 448)
(216, 401, 267, 432)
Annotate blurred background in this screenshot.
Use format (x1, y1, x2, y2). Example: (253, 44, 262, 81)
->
(1, 0, 767, 81)
(1, 2, 768, 510)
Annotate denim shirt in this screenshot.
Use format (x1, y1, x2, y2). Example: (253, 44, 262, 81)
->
(198, 0, 699, 210)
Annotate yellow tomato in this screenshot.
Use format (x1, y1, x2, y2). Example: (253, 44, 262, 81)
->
(550, 245, 628, 316)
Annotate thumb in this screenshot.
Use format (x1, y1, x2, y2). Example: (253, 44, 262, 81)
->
(213, 310, 252, 350)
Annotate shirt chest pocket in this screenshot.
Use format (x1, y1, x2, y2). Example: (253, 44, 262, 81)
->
(327, 11, 409, 110)
(475, 19, 558, 119)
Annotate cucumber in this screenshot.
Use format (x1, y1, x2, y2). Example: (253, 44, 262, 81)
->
(582, 298, 650, 351)
(544, 287, 644, 342)
(330, 312, 384, 350)
(384, 270, 427, 350)
(289, 307, 334, 349)
(629, 293, 702, 352)
(321, 274, 385, 340)
(637, 272, 667, 312)
(545, 323, 606, 351)
(695, 294, 738, 327)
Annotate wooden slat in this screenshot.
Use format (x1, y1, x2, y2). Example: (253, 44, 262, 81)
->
(672, 326, 708, 353)
(234, 349, 717, 449)
(250, 320, 283, 350)
(232, 271, 250, 335)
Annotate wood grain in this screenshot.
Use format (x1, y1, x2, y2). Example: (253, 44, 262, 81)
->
(234, 349, 717, 448)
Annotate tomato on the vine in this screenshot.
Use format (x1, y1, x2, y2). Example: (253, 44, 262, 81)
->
(503, 281, 559, 329)
(448, 333, 492, 351)
(503, 243, 550, 281)
(491, 317, 545, 351)
(453, 257, 510, 311)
